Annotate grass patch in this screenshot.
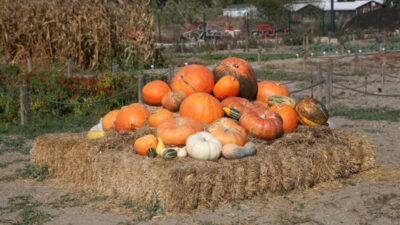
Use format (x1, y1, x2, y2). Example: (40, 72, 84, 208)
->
(49, 193, 87, 208)
(331, 105, 400, 122)
(255, 70, 312, 81)
(0, 159, 29, 168)
(133, 201, 164, 222)
(387, 37, 400, 43)
(0, 163, 53, 182)
(339, 178, 357, 186)
(0, 136, 31, 155)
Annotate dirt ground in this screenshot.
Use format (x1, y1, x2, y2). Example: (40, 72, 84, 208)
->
(1, 53, 400, 225)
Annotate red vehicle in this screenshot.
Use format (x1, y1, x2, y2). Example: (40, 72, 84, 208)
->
(251, 24, 287, 39)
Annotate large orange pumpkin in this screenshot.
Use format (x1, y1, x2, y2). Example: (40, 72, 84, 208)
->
(269, 104, 298, 133)
(142, 80, 171, 106)
(207, 118, 247, 146)
(170, 64, 214, 96)
(115, 104, 149, 131)
(239, 107, 283, 140)
(102, 109, 120, 131)
(257, 81, 290, 102)
(134, 135, 158, 155)
(148, 108, 174, 127)
(157, 117, 204, 145)
(213, 75, 240, 100)
(180, 93, 224, 124)
(161, 90, 186, 112)
(213, 57, 258, 99)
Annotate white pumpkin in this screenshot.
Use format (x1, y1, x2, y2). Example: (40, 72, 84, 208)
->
(186, 132, 222, 161)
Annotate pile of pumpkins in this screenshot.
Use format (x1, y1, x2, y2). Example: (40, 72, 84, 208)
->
(89, 57, 329, 161)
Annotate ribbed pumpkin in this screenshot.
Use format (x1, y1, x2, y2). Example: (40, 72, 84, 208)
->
(213, 57, 258, 99)
(142, 80, 171, 106)
(180, 93, 224, 124)
(157, 117, 204, 145)
(239, 108, 283, 140)
(295, 98, 328, 126)
(213, 75, 240, 100)
(221, 97, 254, 114)
(115, 104, 149, 131)
(257, 81, 290, 102)
(170, 64, 214, 96)
(269, 104, 298, 133)
(207, 118, 247, 146)
(102, 109, 120, 131)
(161, 90, 186, 112)
(252, 100, 270, 110)
(148, 108, 174, 127)
(134, 135, 158, 155)
(267, 95, 296, 108)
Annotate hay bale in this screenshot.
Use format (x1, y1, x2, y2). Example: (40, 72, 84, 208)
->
(31, 126, 376, 212)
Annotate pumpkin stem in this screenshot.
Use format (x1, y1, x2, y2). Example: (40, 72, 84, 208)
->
(231, 63, 239, 69)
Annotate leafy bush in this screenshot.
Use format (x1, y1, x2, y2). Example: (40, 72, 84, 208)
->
(283, 34, 303, 46)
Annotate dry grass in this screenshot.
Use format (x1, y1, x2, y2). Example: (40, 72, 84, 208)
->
(31, 125, 376, 212)
(0, 0, 157, 69)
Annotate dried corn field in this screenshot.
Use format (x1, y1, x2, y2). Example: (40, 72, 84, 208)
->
(0, 0, 161, 69)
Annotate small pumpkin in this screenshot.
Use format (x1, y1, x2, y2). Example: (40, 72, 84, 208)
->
(222, 142, 257, 159)
(239, 108, 283, 140)
(147, 148, 157, 158)
(115, 104, 149, 131)
(134, 134, 158, 155)
(162, 149, 178, 159)
(148, 108, 174, 127)
(177, 147, 188, 158)
(295, 98, 328, 126)
(171, 64, 214, 96)
(207, 118, 247, 146)
(142, 80, 172, 106)
(179, 93, 224, 124)
(213, 57, 258, 99)
(156, 137, 165, 155)
(157, 117, 204, 146)
(186, 132, 222, 161)
(221, 97, 254, 115)
(269, 104, 298, 133)
(222, 107, 241, 120)
(267, 95, 296, 108)
(213, 75, 240, 100)
(102, 109, 120, 130)
(161, 90, 186, 112)
(257, 81, 290, 102)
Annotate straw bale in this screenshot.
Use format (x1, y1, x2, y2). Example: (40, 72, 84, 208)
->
(31, 125, 376, 212)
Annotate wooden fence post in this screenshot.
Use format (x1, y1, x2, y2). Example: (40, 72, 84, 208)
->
(257, 45, 262, 64)
(67, 59, 73, 77)
(364, 75, 367, 96)
(380, 56, 386, 92)
(2, 56, 7, 66)
(168, 64, 174, 82)
(27, 57, 33, 72)
(228, 43, 232, 58)
(354, 46, 359, 71)
(275, 28, 278, 50)
(138, 75, 145, 104)
(245, 35, 249, 52)
(317, 63, 323, 101)
(326, 59, 333, 111)
(20, 57, 32, 125)
(310, 78, 314, 99)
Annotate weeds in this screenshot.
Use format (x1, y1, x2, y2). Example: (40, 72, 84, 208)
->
(49, 193, 87, 208)
(0, 136, 31, 155)
(0, 163, 53, 182)
(331, 105, 400, 122)
(0, 159, 29, 168)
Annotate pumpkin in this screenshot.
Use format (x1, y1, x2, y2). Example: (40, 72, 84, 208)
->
(142, 80, 171, 105)
(213, 75, 240, 100)
(157, 117, 203, 145)
(186, 131, 222, 161)
(295, 98, 329, 126)
(239, 108, 283, 140)
(222, 142, 257, 159)
(156, 137, 165, 155)
(222, 107, 241, 120)
(177, 147, 188, 158)
(213, 57, 258, 99)
(134, 135, 158, 155)
(256, 81, 290, 102)
(162, 149, 178, 159)
(170, 64, 214, 96)
(161, 90, 186, 112)
(207, 118, 247, 146)
(148, 108, 174, 127)
(102, 109, 120, 130)
(147, 148, 157, 158)
(179, 93, 224, 124)
(269, 104, 298, 133)
(221, 97, 254, 115)
(267, 95, 296, 108)
(115, 104, 149, 131)
(252, 101, 270, 110)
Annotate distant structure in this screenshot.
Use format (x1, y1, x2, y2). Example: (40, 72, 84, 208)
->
(222, 4, 258, 18)
(289, 0, 383, 21)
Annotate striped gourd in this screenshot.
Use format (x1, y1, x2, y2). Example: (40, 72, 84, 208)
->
(147, 148, 157, 158)
(267, 95, 296, 108)
(162, 149, 177, 159)
(222, 107, 241, 120)
(295, 98, 328, 126)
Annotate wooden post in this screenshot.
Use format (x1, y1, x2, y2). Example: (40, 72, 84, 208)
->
(67, 59, 73, 77)
(310, 78, 314, 98)
(168, 64, 174, 82)
(317, 63, 323, 101)
(257, 45, 262, 64)
(275, 28, 278, 50)
(245, 35, 249, 52)
(305, 34, 309, 52)
(19, 86, 29, 125)
(354, 45, 359, 71)
(213, 38, 217, 52)
(2, 56, 7, 66)
(326, 59, 333, 111)
(138, 75, 145, 104)
(27, 57, 33, 72)
(193, 46, 197, 59)
(364, 75, 367, 96)
(228, 43, 232, 58)
(380, 56, 386, 92)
